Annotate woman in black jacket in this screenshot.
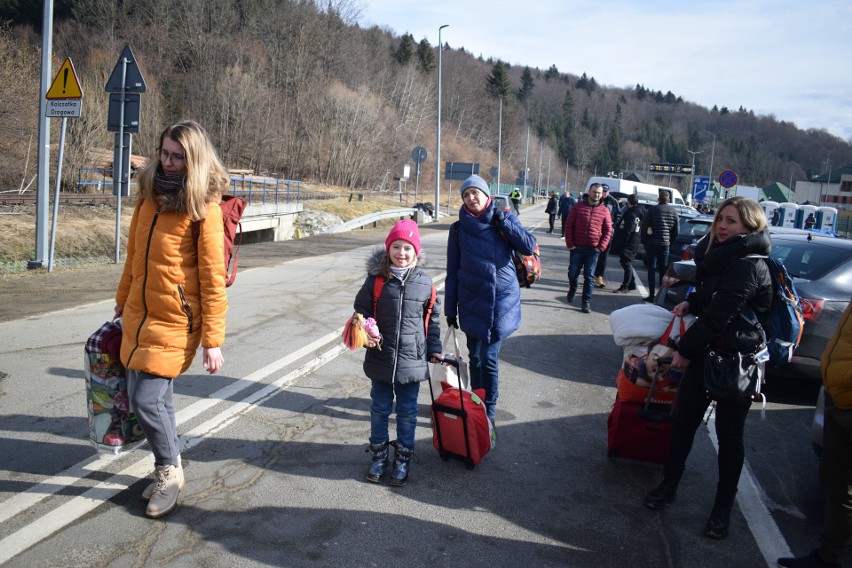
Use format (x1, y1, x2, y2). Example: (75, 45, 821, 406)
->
(643, 196, 773, 540)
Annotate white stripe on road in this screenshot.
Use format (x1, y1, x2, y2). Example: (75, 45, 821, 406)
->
(0, 340, 346, 564)
(0, 274, 448, 564)
(705, 413, 793, 567)
(0, 329, 343, 526)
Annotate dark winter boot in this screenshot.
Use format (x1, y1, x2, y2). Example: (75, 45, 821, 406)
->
(581, 300, 591, 313)
(389, 442, 414, 487)
(644, 471, 683, 510)
(704, 488, 737, 540)
(365, 441, 389, 483)
(566, 286, 577, 304)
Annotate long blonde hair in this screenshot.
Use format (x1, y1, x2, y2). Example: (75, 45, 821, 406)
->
(706, 196, 767, 251)
(138, 120, 229, 221)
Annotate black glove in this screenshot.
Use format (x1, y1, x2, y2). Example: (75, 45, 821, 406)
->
(446, 316, 458, 329)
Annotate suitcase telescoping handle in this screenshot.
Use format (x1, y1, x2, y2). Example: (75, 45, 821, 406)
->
(427, 356, 464, 409)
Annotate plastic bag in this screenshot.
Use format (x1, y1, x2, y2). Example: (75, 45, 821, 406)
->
(429, 327, 470, 396)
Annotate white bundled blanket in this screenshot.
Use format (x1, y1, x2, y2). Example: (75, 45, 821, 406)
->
(609, 303, 696, 347)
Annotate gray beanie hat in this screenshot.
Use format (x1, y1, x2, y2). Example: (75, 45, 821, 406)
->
(460, 174, 491, 198)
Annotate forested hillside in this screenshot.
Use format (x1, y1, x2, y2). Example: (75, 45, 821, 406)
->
(1, 0, 851, 198)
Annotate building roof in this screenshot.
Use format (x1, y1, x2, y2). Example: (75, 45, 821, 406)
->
(811, 163, 852, 183)
(761, 182, 793, 203)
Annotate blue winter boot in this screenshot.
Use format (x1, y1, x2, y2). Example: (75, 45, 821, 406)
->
(389, 442, 414, 487)
(366, 441, 389, 483)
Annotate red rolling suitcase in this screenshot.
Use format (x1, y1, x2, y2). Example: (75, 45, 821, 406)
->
(607, 358, 678, 465)
(429, 359, 494, 468)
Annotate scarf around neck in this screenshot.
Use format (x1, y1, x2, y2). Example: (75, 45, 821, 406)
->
(153, 169, 186, 196)
(390, 265, 412, 280)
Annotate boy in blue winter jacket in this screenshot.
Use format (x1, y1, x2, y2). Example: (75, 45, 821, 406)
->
(353, 220, 442, 486)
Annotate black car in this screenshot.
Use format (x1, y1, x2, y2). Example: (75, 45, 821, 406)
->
(668, 215, 713, 261)
(655, 230, 852, 379)
(634, 211, 710, 266)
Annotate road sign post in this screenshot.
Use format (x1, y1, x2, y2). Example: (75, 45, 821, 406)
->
(105, 45, 147, 263)
(44, 57, 84, 273)
(411, 146, 427, 202)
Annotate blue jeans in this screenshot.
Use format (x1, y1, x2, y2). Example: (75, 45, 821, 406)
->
(369, 380, 420, 449)
(568, 247, 600, 304)
(126, 369, 180, 468)
(466, 336, 502, 421)
(645, 242, 669, 297)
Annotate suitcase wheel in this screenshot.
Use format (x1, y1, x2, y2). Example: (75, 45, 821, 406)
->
(439, 451, 450, 462)
(465, 461, 475, 470)
(607, 448, 618, 459)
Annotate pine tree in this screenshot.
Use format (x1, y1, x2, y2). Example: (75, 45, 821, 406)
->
(416, 38, 435, 73)
(486, 60, 512, 99)
(394, 33, 415, 65)
(517, 66, 534, 103)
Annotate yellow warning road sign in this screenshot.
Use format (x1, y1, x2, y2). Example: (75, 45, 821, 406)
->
(46, 58, 83, 100)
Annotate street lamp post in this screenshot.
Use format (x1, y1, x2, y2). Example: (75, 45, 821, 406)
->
(497, 97, 502, 193)
(703, 130, 716, 202)
(823, 153, 832, 206)
(687, 149, 701, 203)
(435, 24, 448, 222)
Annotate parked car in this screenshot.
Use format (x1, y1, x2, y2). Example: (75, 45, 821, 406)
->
(492, 193, 513, 213)
(655, 230, 852, 379)
(634, 210, 711, 266)
(670, 215, 714, 260)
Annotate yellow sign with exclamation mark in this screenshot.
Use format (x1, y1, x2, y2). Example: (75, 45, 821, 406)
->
(46, 58, 83, 99)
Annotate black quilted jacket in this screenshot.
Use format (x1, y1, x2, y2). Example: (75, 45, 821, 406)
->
(640, 203, 679, 247)
(677, 230, 773, 360)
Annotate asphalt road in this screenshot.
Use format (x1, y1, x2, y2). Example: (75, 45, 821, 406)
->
(0, 204, 834, 567)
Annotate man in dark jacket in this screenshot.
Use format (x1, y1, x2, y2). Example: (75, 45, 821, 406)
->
(593, 185, 621, 289)
(558, 191, 576, 238)
(563, 183, 612, 313)
(640, 191, 679, 302)
(611, 194, 643, 293)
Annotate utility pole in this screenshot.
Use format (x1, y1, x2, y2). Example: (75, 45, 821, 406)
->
(434, 24, 448, 222)
(687, 149, 701, 203)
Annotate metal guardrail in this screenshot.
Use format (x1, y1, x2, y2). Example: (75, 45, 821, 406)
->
(324, 208, 417, 234)
(75, 169, 301, 208)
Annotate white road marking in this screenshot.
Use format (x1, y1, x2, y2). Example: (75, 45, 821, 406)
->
(705, 413, 793, 567)
(0, 341, 346, 564)
(0, 273, 448, 564)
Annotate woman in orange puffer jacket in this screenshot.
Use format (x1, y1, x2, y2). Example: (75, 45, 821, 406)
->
(114, 120, 229, 519)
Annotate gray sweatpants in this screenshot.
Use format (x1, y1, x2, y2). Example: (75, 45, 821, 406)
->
(127, 369, 180, 468)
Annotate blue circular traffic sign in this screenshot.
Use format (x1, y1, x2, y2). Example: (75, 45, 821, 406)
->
(719, 170, 738, 188)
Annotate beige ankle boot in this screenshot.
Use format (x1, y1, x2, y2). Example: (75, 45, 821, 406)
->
(142, 456, 183, 501)
(145, 464, 184, 518)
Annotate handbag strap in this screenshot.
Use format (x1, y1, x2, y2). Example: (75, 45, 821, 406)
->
(659, 316, 685, 346)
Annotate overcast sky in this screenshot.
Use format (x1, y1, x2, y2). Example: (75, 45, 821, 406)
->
(359, 0, 852, 141)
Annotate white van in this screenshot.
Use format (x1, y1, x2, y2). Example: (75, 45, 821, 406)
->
(584, 176, 686, 206)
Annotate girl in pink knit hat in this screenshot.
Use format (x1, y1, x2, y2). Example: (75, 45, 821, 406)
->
(351, 219, 442, 486)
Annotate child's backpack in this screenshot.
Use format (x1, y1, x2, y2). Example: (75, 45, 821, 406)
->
(372, 275, 437, 333)
(743, 255, 805, 366)
(191, 195, 247, 287)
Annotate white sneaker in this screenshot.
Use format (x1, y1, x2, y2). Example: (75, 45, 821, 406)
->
(141, 455, 183, 501)
(145, 464, 184, 518)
